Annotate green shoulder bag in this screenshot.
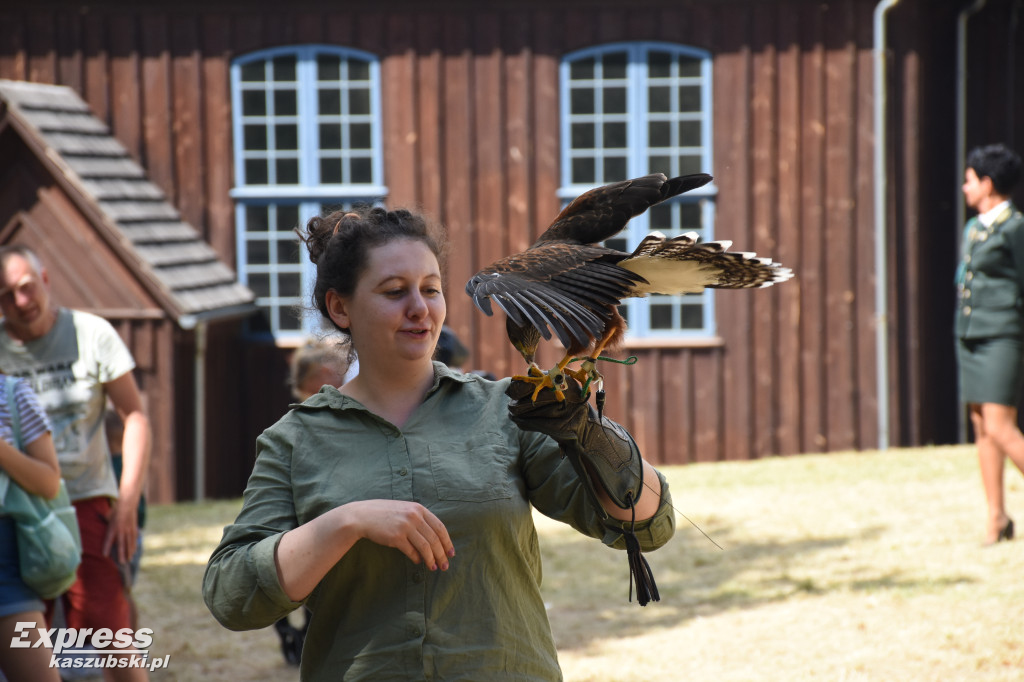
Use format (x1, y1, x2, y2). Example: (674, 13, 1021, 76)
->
(0, 375, 82, 599)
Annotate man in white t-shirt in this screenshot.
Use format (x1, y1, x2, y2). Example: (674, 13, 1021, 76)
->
(0, 245, 151, 682)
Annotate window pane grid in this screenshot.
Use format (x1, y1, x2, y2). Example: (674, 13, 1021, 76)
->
(566, 51, 630, 185)
(238, 55, 302, 186)
(233, 46, 384, 338)
(562, 43, 714, 337)
(239, 204, 305, 336)
(236, 50, 378, 189)
(644, 51, 704, 180)
(316, 55, 376, 185)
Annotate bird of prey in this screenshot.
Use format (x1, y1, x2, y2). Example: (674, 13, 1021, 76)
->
(465, 172, 793, 400)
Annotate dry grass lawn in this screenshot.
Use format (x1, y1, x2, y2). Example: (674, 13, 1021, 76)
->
(133, 444, 1024, 681)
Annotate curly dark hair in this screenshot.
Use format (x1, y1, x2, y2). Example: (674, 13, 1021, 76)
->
(967, 144, 1023, 196)
(296, 206, 448, 333)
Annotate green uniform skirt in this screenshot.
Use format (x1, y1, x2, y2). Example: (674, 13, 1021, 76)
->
(957, 336, 1023, 406)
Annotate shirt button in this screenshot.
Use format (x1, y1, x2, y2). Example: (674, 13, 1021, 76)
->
(399, 468, 408, 476)
(965, 271, 973, 281)
(964, 305, 972, 315)
(412, 571, 424, 583)
(965, 255, 972, 263)
(408, 626, 421, 637)
(964, 290, 971, 299)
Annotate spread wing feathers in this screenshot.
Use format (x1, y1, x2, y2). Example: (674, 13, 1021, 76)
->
(536, 172, 713, 246)
(466, 243, 646, 349)
(466, 173, 727, 356)
(620, 231, 794, 296)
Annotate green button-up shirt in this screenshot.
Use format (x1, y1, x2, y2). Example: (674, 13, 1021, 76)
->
(203, 363, 674, 681)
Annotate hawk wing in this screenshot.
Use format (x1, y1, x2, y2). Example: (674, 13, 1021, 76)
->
(465, 243, 645, 349)
(537, 173, 713, 245)
(466, 173, 712, 349)
(465, 172, 794, 360)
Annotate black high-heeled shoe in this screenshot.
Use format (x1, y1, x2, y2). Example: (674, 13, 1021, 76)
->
(983, 518, 1014, 546)
(998, 518, 1015, 542)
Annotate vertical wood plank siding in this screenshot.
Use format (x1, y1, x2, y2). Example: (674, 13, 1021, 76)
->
(6, 0, 1007, 482)
(798, 2, 829, 452)
(110, 318, 177, 504)
(822, 2, 858, 451)
(714, 4, 755, 462)
(774, 3, 803, 457)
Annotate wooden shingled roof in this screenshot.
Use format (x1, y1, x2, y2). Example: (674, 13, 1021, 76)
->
(0, 79, 255, 327)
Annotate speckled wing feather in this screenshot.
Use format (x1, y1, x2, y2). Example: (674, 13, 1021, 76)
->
(466, 243, 645, 349)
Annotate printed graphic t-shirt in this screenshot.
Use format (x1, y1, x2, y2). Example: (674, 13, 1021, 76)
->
(0, 308, 136, 501)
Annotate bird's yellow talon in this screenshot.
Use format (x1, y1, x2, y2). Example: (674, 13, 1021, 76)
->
(531, 382, 547, 401)
(511, 369, 567, 402)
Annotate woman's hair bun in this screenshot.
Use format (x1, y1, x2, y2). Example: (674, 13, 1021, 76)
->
(302, 216, 333, 265)
(302, 212, 364, 265)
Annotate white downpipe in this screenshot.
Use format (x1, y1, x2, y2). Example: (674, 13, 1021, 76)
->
(873, 0, 900, 451)
(194, 321, 207, 501)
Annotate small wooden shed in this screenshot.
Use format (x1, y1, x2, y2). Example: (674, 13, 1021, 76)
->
(0, 79, 257, 503)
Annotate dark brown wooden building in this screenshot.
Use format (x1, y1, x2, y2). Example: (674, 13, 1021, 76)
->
(1, 0, 1022, 501)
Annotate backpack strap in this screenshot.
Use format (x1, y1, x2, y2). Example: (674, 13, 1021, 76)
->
(0, 376, 18, 502)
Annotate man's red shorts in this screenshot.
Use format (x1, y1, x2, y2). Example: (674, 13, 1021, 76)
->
(52, 496, 133, 631)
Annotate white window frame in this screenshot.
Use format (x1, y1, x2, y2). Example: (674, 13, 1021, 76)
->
(559, 41, 718, 339)
(230, 45, 386, 340)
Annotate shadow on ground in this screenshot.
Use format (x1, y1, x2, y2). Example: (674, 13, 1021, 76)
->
(539, 519, 976, 650)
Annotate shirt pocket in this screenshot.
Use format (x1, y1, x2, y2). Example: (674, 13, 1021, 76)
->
(428, 432, 514, 502)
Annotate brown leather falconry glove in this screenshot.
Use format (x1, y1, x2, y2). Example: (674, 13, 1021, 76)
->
(506, 376, 659, 605)
(506, 377, 643, 517)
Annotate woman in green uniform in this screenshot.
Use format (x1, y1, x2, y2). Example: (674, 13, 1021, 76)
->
(956, 143, 1024, 545)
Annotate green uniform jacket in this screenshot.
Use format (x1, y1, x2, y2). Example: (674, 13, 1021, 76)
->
(203, 363, 675, 681)
(955, 203, 1024, 339)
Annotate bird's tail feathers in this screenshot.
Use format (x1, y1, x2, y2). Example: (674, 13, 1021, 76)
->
(618, 231, 793, 294)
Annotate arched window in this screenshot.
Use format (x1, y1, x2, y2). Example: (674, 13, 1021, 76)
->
(230, 45, 385, 339)
(560, 42, 716, 338)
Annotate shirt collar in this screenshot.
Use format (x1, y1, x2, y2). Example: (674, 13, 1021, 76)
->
(292, 361, 479, 411)
(979, 200, 1011, 227)
(428, 361, 478, 392)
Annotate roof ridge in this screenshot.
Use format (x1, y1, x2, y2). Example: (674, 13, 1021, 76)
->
(0, 79, 255, 323)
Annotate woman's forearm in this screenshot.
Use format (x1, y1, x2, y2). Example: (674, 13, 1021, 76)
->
(275, 505, 362, 601)
(596, 459, 663, 521)
(0, 434, 60, 498)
